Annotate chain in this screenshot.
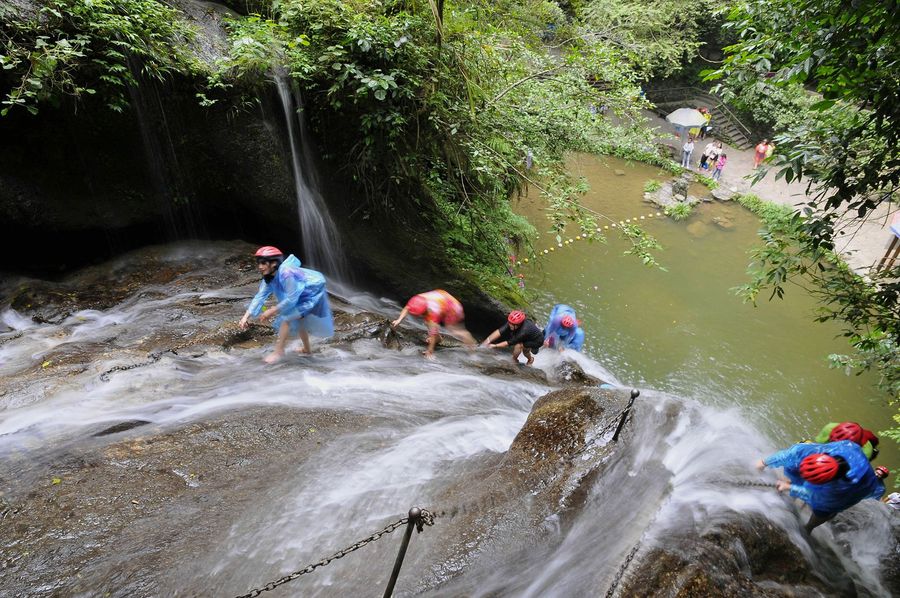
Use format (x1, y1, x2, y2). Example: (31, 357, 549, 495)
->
(0, 331, 24, 346)
(98, 338, 200, 382)
(716, 480, 775, 489)
(235, 509, 436, 598)
(605, 542, 640, 598)
(569, 409, 628, 460)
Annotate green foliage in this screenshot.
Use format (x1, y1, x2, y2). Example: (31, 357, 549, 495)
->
(0, 0, 195, 115)
(199, 0, 670, 289)
(664, 202, 693, 221)
(696, 174, 717, 189)
(713, 0, 900, 450)
(643, 179, 662, 193)
(577, 0, 713, 78)
(709, 0, 899, 235)
(735, 190, 900, 469)
(621, 222, 665, 268)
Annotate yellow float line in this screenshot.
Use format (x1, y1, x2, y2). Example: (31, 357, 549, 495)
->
(517, 212, 663, 264)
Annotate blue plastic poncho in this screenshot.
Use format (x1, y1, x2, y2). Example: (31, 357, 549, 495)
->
(247, 255, 334, 338)
(764, 441, 885, 515)
(543, 304, 585, 352)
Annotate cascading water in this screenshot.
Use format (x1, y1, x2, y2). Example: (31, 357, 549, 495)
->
(127, 65, 203, 240)
(274, 75, 348, 281)
(0, 242, 895, 597)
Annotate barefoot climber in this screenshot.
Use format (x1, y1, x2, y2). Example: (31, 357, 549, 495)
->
(481, 310, 544, 366)
(391, 289, 477, 360)
(239, 246, 334, 363)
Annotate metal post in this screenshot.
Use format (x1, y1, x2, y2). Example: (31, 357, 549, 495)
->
(611, 389, 640, 442)
(383, 507, 420, 598)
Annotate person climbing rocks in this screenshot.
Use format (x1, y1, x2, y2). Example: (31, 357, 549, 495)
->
(239, 246, 334, 364)
(391, 289, 477, 360)
(481, 310, 545, 366)
(543, 304, 585, 352)
(814, 421, 880, 461)
(756, 441, 886, 533)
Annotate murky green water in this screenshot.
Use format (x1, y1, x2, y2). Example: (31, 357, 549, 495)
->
(516, 153, 898, 469)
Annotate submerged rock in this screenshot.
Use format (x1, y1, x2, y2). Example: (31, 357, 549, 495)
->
(712, 215, 735, 231)
(712, 187, 736, 201)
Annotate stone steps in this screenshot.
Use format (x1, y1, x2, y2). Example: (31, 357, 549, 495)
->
(649, 91, 755, 150)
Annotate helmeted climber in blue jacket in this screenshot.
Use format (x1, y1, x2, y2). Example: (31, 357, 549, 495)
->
(239, 246, 334, 363)
(543, 304, 585, 352)
(757, 440, 886, 533)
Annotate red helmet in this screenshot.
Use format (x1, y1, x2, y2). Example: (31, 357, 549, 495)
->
(508, 310, 526, 325)
(406, 295, 428, 316)
(875, 466, 890, 479)
(561, 315, 575, 328)
(799, 453, 840, 484)
(861, 429, 879, 447)
(254, 246, 284, 260)
(829, 422, 864, 445)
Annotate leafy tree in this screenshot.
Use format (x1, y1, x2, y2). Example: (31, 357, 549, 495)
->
(711, 0, 900, 445)
(206, 0, 673, 292)
(576, 0, 713, 78)
(0, 0, 196, 115)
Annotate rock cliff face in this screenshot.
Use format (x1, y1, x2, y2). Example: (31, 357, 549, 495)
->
(0, 0, 505, 330)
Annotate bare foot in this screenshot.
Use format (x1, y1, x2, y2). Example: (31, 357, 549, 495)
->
(295, 346, 312, 355)
(263, 351, 284, 364)
(423, 352, 436, 361)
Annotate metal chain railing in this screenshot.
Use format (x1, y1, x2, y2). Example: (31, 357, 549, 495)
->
(602, 476, 777, 597)
(235, 508, 435, 598)
(717, 480, 776, 489)
(570, 389, 641, 460)
(605, 541, 641, 598)
(98, 322, 273, 382)
(0, 331, 24, 346)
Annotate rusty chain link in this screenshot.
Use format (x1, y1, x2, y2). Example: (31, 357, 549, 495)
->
(0, 331, 24, 346)
(605, 541, 640, 598)
(234, 509, 435, 598)
(98, 322, 273, 382)
(718, 479, 776, 489)
(569, 409, 629, 460)
(98, 340, 195, 382)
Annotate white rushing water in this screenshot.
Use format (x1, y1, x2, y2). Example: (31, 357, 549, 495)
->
(274, 75, 348, 281)
(0, 249, 894, 597)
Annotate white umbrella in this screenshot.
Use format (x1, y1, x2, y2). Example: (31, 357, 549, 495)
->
(665, 107, 707, 128)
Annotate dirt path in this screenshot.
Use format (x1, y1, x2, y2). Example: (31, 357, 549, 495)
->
(643, 110, 898, 274)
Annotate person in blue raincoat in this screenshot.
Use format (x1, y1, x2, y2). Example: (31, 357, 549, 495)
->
(239, 246, 334, 363)
(543, 304, 585, 352)
(756, 440, 885, 533)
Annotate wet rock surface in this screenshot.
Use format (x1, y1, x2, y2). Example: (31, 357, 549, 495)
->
(0, 406, 376, 597)
(419, 387, 632, 591)
(2, 243, 897, 598)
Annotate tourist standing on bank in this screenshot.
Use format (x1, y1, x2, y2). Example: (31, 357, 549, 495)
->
(681, 136, 695, 169)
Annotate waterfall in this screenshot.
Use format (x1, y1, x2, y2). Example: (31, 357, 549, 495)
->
(127, 63, 203, 240)
(0, 242, 895, 597)
(275, 75, 348, 280)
